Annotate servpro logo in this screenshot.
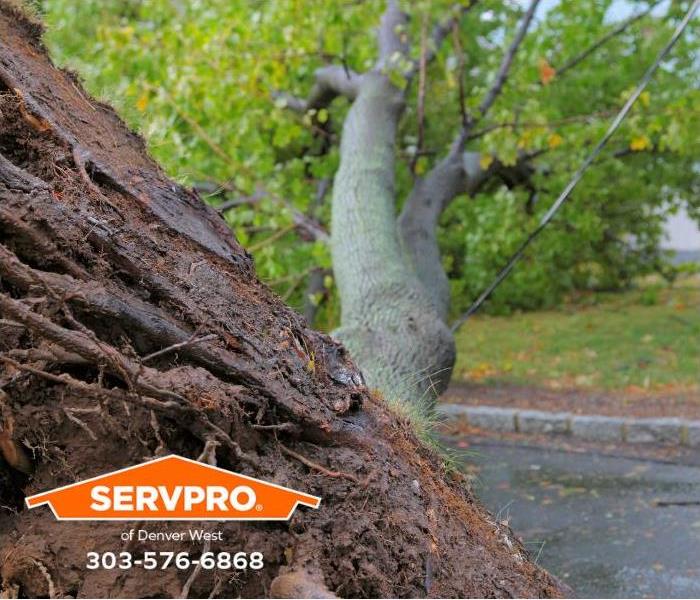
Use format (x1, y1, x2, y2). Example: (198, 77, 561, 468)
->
(24, 455, 321, 521)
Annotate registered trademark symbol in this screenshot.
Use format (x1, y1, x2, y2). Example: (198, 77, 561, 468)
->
(255, 504, 263, 511)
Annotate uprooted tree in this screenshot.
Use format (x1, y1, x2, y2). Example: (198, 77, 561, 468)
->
(0, 4, 564, 599)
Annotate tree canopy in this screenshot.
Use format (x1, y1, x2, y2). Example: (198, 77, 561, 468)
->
(41, 0, 700, 322)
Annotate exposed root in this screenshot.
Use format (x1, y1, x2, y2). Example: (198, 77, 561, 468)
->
(7, 345, 89, 366)
(0, 355, 183, 413)
(142, 333, 218, 363)
(28, 559, 55, 599)
(150, 410, 165, 456)
(196, 437, 219, 466)
(1, 354, 260, 469)
(251, 422, 301, 434)
(63, 406, 98, 441)
(278, 443, 364, 485)
(179, 539, 211, 599)
(0, 291, 188, 407)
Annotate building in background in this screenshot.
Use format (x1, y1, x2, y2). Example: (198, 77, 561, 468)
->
(663, 209, 700, 264)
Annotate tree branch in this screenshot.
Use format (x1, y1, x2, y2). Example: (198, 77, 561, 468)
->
(405, 2, 480, 78)
(410, 14, 428, 176)
(554, 0, 665, 80)
(398, 146, 544, 320)
(217, 185, 329, 243)
(399, 0, 551, 284)
(398, 0, 550, 266)
(211, 188, 266, 211)
(478, 0, 542, 119)
(448, 0, 542, 157)
(452, 20, 468, 129)
(376, 0, 409, 70)
(274, 65, 361, 113)
(398, 150, 493, 319)
(466, 107, 619, 141)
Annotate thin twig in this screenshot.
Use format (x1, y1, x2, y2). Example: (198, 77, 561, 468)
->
(218, 187, 329, 243)
(266, 266, 315, 287)
(215, 188, 266, 212)
(467, 108, 621, 140)
(281, 269, 309, 302)
(407, 1, 480, 77)
(147, 83, 235, 169)
(452, 20, 468, 129)
(246, 224, 296, 253)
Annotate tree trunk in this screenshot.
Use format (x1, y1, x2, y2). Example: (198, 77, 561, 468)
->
(331, 73, 455, 409)
(397, 151, 488, 323)
(0, 6, 562, 599)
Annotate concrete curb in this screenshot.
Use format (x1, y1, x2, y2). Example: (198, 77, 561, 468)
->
(438, 403, 700, 447)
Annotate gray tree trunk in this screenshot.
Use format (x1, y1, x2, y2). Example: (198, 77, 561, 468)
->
(330, 71, 455, 408)
(397, 151, 486, 321)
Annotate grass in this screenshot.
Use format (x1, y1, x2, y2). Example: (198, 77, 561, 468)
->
(454, 276, 700, 392)
(372, 387, 467, 473)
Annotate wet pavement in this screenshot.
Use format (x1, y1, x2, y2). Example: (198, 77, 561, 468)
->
(453, 440, 700, 598)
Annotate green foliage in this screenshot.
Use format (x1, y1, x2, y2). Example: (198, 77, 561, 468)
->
(40, 0, 700, 324)
(639, 285, 660, 306)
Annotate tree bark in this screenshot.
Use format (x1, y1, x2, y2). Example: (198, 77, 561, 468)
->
(0, 5, 563, 599)
(329, 2, 457, 407)
(397, 151, 488, 322)
(330, 72, 455, 408)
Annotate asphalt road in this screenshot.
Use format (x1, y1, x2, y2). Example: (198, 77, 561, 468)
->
(453, 440, 700, 598)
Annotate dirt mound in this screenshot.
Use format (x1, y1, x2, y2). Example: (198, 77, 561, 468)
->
(0, 4, 563, 598)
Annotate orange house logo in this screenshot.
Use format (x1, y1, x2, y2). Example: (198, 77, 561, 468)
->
(25, 455, 321, 521)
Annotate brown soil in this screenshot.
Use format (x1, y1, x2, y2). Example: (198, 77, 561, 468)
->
(442, 382, 700, 420)
(0, 5, 563, 599)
